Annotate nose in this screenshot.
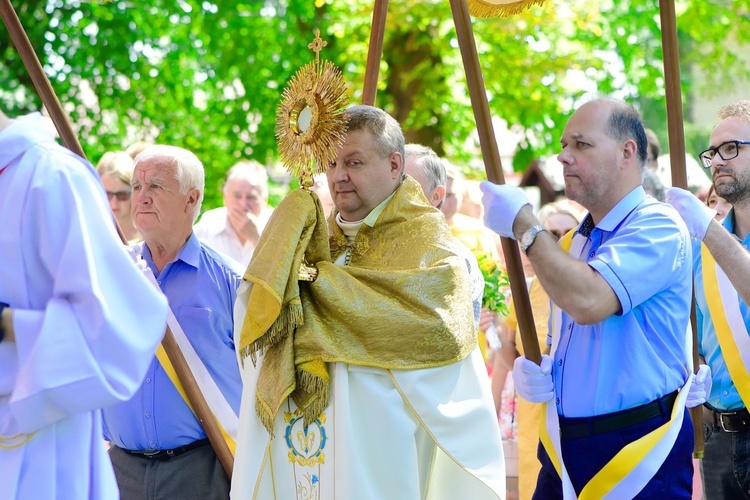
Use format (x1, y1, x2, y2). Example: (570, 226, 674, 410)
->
(557, 146, 572, 166)
(329, 163, 348, 183)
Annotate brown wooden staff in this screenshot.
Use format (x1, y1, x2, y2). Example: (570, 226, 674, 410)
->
(0, 0, 234, 477)
(448, 0, 541, 363)
(362, 0, 389, 106)
(360, 0, 541, 363)
(658, 0, 704, 458)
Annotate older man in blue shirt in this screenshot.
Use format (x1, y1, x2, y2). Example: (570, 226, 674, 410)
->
(102, 145, 243, 499)
(482, 98, 694, 498)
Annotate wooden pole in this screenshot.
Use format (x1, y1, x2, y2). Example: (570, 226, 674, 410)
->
(448, 0, 541, 363)
(362, 0, 389, 106)
(0, 0, 234, 476)
(658, 0, 703, 458)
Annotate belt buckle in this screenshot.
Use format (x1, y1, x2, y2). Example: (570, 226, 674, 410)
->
(141, 449, 163, 458)
(719, 411, 740, 433)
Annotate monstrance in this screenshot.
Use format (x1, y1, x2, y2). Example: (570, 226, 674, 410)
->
(276, 29, 349, 189)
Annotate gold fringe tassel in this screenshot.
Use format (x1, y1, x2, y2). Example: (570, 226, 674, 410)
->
(467, 0, 547, 18)
(239, 302, 305, 367)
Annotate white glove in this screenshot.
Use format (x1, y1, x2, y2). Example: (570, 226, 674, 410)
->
(686, 364, 712, 409)
(125, 245, 149, 272)
(480, 181, 531, 239)
(666, 187, 715, 240)
(512, 354, 554, 403)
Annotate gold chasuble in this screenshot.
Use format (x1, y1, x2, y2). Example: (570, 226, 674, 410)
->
(239, 177, 477, 433)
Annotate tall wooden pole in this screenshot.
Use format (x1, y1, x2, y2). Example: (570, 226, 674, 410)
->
(449, 0, 541, 363)
(362, 0, 389, 106)
(0, 0, 234, 477)
(658, 0, 703, 458)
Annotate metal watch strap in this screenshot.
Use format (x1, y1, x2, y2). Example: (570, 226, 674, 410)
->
(521, 224, 546, 254)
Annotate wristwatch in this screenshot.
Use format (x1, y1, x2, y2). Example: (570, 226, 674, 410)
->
(520, 225, 547, 254)
(0, 302, 9, 343)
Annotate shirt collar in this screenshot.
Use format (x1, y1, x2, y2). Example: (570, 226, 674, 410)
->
(142, 232, 203, 271)
(577, 186, 646, 236)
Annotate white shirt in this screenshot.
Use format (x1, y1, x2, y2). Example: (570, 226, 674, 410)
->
(194, 206, 273, 267)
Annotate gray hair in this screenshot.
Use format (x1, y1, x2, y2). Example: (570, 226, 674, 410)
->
(344, 105, 405, 171)
(404, 143, 446, 193)
(134, 145, 205, 222)
(222, 160, 269, 200)
(641, 167, 666, 201)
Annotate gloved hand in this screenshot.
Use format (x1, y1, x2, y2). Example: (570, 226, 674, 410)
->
(666, 187, 716, 240)
(125, 245, 149, 272)
(513, 354, 554, 403)
(480, 181, 531, 239)
(686, 364, 712, 409)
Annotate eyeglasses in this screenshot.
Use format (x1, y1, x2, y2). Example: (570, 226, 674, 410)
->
(699, 140, 750, 169)
(106, 190, 132, 201)
(549, 228, 577, 241)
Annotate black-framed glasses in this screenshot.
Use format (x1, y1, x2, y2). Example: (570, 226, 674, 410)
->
(106, 190, 132, 201)
(699, 140, 750, 169)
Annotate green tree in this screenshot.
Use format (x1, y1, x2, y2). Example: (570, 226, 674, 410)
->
(2, 0, 748, 209)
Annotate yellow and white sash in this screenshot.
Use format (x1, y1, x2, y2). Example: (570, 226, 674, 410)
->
(701, 243, 750, 408)
(539, 231, 691, 499)
(143, 270, 238, 455)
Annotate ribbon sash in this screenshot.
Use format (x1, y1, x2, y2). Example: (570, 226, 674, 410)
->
(539, 230, 690, 499)
(701, 243, 750, 408)
(143, 271, 238, 455)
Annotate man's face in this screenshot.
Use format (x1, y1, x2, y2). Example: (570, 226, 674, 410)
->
(557, 102, 621, 209)
(131, 157, 199, 239)
(710, 117, 750, 206)
(327, 129, 402, 221)
(223, 178, 265, 217)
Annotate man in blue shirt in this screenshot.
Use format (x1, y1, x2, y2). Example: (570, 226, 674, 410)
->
(668, 100, 750, 499)
(481, 98, 694, 498)
(102, 145, 243, 499)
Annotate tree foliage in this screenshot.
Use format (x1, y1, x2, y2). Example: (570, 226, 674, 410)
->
(2, 0, 749, 209)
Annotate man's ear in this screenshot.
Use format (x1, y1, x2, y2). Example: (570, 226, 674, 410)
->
(431, 185, 447, 208)
(186, 188, 201, 212)
(622, 139, 637, 167)
(390, 151, 403, 178)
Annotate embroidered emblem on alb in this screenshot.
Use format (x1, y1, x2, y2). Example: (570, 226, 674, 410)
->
(285, 410, 327, 467)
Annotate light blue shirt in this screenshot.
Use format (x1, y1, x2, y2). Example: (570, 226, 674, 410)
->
(694, 208, 750, 411)
(551, 187, 692, 417)
(103, 233, 243, 450)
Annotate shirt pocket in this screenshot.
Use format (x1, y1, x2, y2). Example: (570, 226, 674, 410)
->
(178, 306, 220, 360)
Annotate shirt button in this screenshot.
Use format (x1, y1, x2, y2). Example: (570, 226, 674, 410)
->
(556, 398, 560, 405)
(568, 324, 573, 331)
(724, 391, 729, 396)
(589, 252, 595, 258)
(157, 280, 162, 285)
(151, 443, 157, 448)
(558, 359, 563, 366)
(145, 378, 151, 383)
(145, 412, 151, 418)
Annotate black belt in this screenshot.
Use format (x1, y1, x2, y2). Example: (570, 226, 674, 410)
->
(706, 405, 750, 433)
(560, 391, 678, 440)
(122, 438, 210, 460)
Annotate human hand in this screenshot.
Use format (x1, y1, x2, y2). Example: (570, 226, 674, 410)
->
(480, 182, 531, 239)
(125, 245, 148, 272)
(666, 187, 715, 240)
(479, 308, 498, 332)
(228, 206, 261, 244)
(686, 364, 712, 409)
(512, 354, 554, 403)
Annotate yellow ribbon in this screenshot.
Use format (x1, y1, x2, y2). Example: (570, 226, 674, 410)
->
(701, 243, 750, 408)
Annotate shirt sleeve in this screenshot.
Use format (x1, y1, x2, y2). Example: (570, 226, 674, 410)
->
(10, 150, 168, 433)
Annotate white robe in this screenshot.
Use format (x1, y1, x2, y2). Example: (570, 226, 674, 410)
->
(0, 113, 168, 499)
(231, 283, 506, 500)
